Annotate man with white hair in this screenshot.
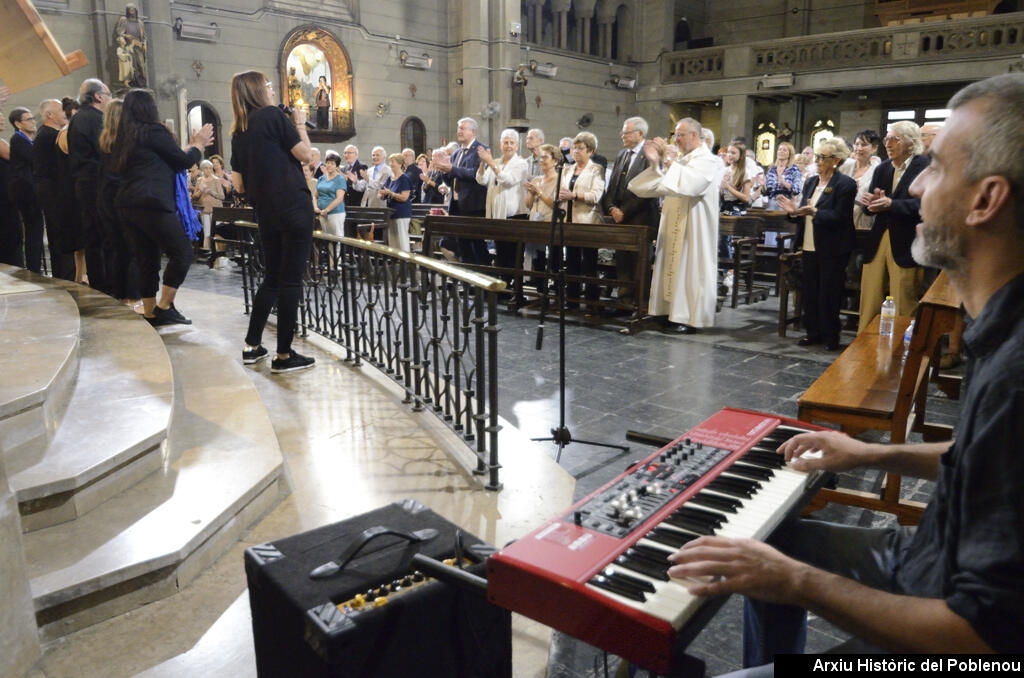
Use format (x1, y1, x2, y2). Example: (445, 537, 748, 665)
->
(603, 116, 660, 306)
(856, 119, 928, 331)
(525, 128, 545, 177)
(920, 122, 942, 153)
(33, 99, 74, 279)
(340, 144, 366, 207)
(401, 147, 421, 197)
(359, 146, 392, 208)
(628, 117, 719, 333)
(677, 74, 1024, 675)
(433, 117, 489, 263)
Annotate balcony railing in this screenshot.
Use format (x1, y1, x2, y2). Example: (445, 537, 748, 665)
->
(235, 226, 508, 490)
(662, 12, 1024, 83)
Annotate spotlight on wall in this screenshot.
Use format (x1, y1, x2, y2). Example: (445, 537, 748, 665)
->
(399, 50, 433, 70)
(173, 18, 221, 43)
(376, 101, 391, 118)
(529, 60, 558, 78)
(609, 75, 637, 90)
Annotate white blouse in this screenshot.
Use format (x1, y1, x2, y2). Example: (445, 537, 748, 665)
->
(477, 154, 529, 219)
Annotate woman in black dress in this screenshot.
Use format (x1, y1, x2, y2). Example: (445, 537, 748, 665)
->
(230, 71, 316, 373)
(112, 89, 213, 325)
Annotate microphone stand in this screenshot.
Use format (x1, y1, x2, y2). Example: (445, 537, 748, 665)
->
(533, 160, 629, 463)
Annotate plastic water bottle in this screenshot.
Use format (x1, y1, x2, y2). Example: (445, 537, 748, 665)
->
(903, 319, 915, 349)
(879, 296, 896, 337)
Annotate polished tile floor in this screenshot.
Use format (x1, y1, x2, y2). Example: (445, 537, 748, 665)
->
(44, 261, 959, 678)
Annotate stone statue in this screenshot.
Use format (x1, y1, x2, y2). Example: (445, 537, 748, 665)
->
(114, 3, 147, 88)
(511, 65, 528, 120)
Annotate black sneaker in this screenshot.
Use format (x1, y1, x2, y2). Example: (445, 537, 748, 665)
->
(271, 351, 315, 374)
(243, 345, 269, 365)
(151, 304, 192, 326)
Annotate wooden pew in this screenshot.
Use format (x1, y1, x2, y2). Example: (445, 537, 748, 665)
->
(422, 215, 651, 331)
(345, 206, 392, 242)
(796, 272, 962, 524)
(719, 215, 771, 308)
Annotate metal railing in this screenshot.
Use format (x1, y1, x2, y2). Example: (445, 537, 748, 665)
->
(234, 225, 508, 490)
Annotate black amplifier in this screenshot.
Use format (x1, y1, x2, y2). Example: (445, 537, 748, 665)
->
(244, 499, 512, 678)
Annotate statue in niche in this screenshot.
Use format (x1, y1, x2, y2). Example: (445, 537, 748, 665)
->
(510, 65, 528, 120)
(114, 3, 147, 87)
(315, 75, 331, 129)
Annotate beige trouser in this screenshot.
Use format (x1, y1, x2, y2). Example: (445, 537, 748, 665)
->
(858, 229, 923, 333)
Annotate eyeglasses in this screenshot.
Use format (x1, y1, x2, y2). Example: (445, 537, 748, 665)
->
(19, 116, 34, 123)
(883, 135, 904, 144)
(620, 129, 640, 137)
(814, 154, 836, 161)
(265, 82, 274, 89)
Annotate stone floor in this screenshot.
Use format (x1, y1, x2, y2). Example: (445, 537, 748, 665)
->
(34, 260, 964, 678)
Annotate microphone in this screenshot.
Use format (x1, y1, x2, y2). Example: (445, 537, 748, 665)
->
(278, 104, 316, 130)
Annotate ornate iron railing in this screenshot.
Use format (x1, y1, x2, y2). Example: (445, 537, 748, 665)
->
(235, 226, 507, 490)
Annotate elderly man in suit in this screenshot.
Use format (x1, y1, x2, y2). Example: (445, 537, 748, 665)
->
(603, 116, 660, 307)
(433, 117, 490, 264)
(340, 145, 367, 208)
(856, 120, 929, 332)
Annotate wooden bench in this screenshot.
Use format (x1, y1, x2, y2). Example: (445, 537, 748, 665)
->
(796, 272, 962, 524)
(422, 215, 651, 331)
(345, 206, 392, 242)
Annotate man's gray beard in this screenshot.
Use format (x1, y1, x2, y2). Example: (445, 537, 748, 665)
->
(911, 228, 967, 275)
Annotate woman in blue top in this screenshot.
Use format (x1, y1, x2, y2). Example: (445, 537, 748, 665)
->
(763, 141, 803, 211)
(314, 149, 346, 236)
(379, 153, 412, 251)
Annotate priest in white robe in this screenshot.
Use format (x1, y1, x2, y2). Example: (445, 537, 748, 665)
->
(628, 118, 720, 332)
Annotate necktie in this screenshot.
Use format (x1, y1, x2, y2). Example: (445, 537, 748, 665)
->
(616, 150, 633, 201)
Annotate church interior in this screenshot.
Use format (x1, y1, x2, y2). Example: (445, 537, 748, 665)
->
(1, 0, 1018, 676)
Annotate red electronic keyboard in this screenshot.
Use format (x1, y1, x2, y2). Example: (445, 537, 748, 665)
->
(487, 408, 831, 676)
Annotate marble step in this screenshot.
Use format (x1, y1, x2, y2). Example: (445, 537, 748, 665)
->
(0, 267, 80, 459)
(23, 314, 286, 640)
(3, 279, 173, 532)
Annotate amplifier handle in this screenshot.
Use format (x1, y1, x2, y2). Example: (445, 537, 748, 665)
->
(309, 526, 439, 579)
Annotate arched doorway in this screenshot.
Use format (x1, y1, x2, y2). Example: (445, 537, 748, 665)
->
(400, 117, 427, 156)
(279, 26, 355, 142)
(185, 100, 221, 158)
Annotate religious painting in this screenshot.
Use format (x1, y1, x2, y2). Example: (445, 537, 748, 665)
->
(279, 26, 355, 142)
(754, 121, 777, 167)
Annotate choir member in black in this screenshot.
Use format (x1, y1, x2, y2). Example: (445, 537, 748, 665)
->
(0, 113, 21, 267)
(54, 98, 87, 283)
(97, 98, 140, 307)
(8, 107, 45, 273)
(111, 89, 213, 326)
(68, 79, 112, 293)
(32, 99, 75, 280)
(230, 71, 316, 373)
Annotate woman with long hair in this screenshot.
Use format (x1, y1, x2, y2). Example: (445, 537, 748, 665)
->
(720, 141, 753, 214)
(97, 97, 141, 309)
(230, 71, 316, 373)
(112, 88, 213, 326)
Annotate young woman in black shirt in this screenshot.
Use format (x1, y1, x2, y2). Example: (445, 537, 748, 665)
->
(229, 70, 316, 373)
(112, 89, 213, 326)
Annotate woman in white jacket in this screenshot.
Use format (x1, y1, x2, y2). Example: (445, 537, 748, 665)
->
(477, 128, 529, 279)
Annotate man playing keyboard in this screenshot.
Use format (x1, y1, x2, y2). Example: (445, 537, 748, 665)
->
(667, 73, 1024, 671)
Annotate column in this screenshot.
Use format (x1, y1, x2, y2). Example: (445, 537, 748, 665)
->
(575, 17, 585, 52)
(721, 94, 755, 149)
(145, 0, 176, 120)
(582, 19, 591, 54)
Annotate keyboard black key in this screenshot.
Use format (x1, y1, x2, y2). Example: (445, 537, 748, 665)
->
(589, 574, 646, 602)
(616, 553, 670, 581)
(630, 543, 677, 563)
(646, 527, 701, 549)
(710, 475, 762, 492)
(602, 567, 657, 593)
(674, 506, 727, 526)
(706, 478, 755, 498)
(688, 491, 742, 513)
(662, 514, 717, 535)
(725, 463, 774, 481)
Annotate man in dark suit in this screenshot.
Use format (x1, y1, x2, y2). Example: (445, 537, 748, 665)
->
(856, 121, 929, 332)
(340, 144, 367, 207)
(602, 116, 660, 305)
(434, 117, 489, 264)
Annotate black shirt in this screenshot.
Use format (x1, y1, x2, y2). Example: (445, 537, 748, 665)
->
(32, 124, 60, 184)
(68, 105, 104, 188)
(894, 272, 1024, 652)
(114, 123, 201, 213)
(230, 106, 308, 214)
(8, 132, 35, 197)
